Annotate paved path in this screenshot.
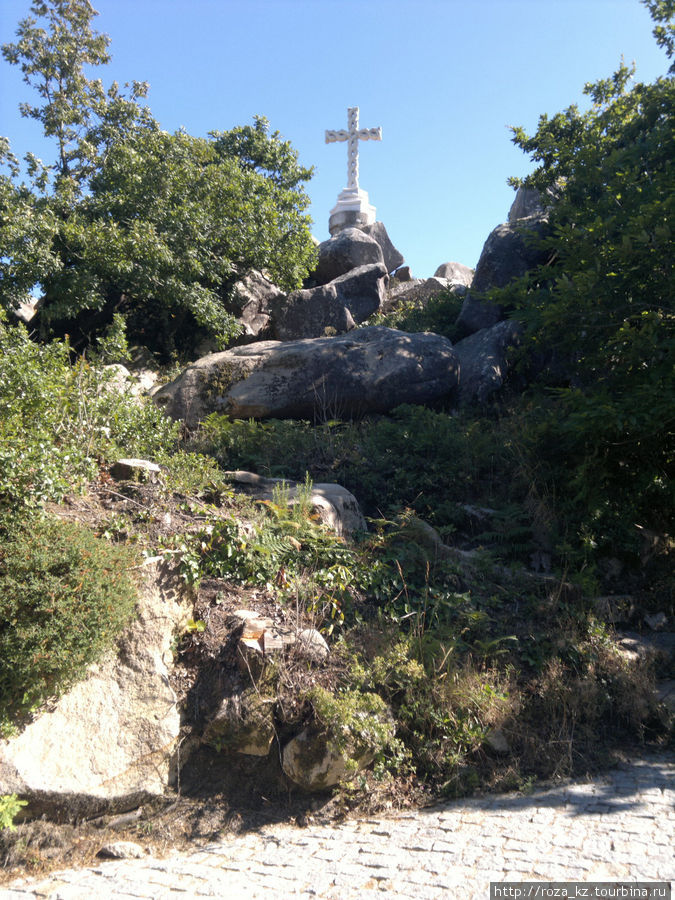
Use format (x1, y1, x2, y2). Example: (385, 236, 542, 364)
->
(3, 753, 673, 899)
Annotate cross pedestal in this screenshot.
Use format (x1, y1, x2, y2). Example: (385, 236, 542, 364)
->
(325, 107, 381, 235)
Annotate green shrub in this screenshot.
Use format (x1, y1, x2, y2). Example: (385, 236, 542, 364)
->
(309, 685, 399, 773)
(368, 287, 464, 343)
(344, 633, 514, 784)
(0, 514, 138, 730)
(0, 313, 180, 510)
(0, 794, 27, 831)
(179, 491, 357, 594)
(195, 405, 512, 530)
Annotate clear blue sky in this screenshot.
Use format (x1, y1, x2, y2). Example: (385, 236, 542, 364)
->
(0, 0, 669, 278)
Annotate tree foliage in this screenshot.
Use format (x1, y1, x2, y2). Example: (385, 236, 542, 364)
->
(1, 0, 150, 189)
(0, 1, 317, 358)
(506, 0, 674, 557)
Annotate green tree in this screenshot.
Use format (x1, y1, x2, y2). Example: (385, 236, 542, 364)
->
(37, 125, 316, 355)
(643, 0, 675, 71)
(212, 115, 314, 191)
(1, 1, 317, 357)
(506, 0, 674, 560)
(1, 0, 150, 189)
(0, 138, 60, 311)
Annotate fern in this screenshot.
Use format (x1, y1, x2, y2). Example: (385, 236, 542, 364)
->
(475, 504, 534, 560)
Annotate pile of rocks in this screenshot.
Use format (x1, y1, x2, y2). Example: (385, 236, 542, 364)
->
(154, 187, 552, 424)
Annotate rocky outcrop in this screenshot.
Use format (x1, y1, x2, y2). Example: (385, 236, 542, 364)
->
(360, 222, 405, 273)
(453, 320, 523, 406)
(153, 326, 460, 427)
(272, 264, 387, 341)
(456, 218, 551, 336)
(312, 228, 384, 286)
(229, 270, 284, 342)
(384, 275, 466, 312)
(0, 561, 191, 817)
(383, 275, 468, 315)
(200, 609, 333, 762)
(203, 689, 276, 757)
(433, 262, 474, 286)
(471, 220, 551, 295)
(225, 471, 367, 536)
(508, 187, 547, 224)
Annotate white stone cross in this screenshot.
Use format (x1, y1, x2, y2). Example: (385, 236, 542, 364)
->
(325, 107, 382, 192)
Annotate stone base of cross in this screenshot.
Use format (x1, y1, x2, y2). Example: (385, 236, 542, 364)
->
(328, 187, 377, 235)
(326, 107, 381, 235)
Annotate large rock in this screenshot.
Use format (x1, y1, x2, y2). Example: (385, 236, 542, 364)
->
(453, 320, 523, 406)
(203, 689, 276, 757)
(282, 699, 394, 791)
(229, 270, 284, 342)
(383, 276, 467, 315)
(109, 458, 161, 482)
(272, 264, 387, 341)
(456, 218, 551, 336)
(433, 262, 474, 286)
(386, 277, 424, 303)
(312, 228, 384, 285)
(154, 326, 459, 427)
(225, 471, 367, 536)
(393, 265, 412, 282)
(273, 283, 356, 340)
(360, 222, 405, 274)
(0, 561, 191, 817)
(100, 365, 158, 400)
(508, 187, 547, 223)
(282, 728, 366, 791)
(472, 218, 551, 294)
(386, 275, 464, 307)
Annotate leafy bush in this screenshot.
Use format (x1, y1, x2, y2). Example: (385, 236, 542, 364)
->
(502, 24, 675, 563)
(0, 515, 138, 730)
(368, 287, 464, 343)
(345, 634, 514, 784)
(178, 481, 359, 633)
(0, 313, 180, 510)
(309, 685, 401, 774)
(195, 405, 513, 530)
(0, 794, 27, 831)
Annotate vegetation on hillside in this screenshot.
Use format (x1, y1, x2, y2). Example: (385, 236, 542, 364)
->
(503, 31, 674, 567)
(0, 0, 672, 842)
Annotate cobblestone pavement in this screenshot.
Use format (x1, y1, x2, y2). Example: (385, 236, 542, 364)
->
(3, 753, 673, 899)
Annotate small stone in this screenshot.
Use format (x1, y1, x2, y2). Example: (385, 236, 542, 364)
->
(392, 265, 412, 281)
(109, 458, 161, 482)
(97, 841, 146, 859)
(644, 612, 667, 631)
(297, 628, 330, 661)
(241, 620, 267, 641)
(485, 728, 510, 755)
(227, 609, 273, 632)
(263, 627, 296, 653)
